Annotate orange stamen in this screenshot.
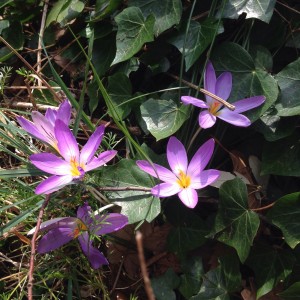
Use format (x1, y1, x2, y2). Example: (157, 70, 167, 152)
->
(176, 170, 191, 188)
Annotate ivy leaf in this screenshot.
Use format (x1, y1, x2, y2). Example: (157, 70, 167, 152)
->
(275, 58, 300, 116)
(210, 178, 260, 263)
(261, 133, 300, 176)
(112, 7, 155, 65)
(128, 0, 182, 36)
(92, 0, 122, 21)
(169, 19, 223, 71)
(266, 192, 300, 248)
(212, 42, 278, 123)
(97, 159, 160, 224)
(151, 268, 180, 300)
(139, 98, 189, 140)
(279, 282, 300, 299)
(219, 0, 276, 23)
(246, 244, 295, 299)
(191, 255, 241, 300)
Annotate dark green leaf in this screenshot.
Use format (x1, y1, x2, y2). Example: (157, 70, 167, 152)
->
(112, 7, 155, 65)
(275, 58, 300, 116)
(279, 282, 300, 299)
(128, 0, 182, 36)
(246, 244, 295, 298)
(92, 0, 122, 21)
(212, 43, 279, 122)
(267, 192, 300, 248)
(97, 159, 160, 223)
(219, 0, 276, 23)
(211, 178, 260, 262)
(0, 167, 45, 179)
(261, 133, 300, 176)
(169, 19, 223, 71)
(151, 268, 180, 300)
(139, 98, 189, 140)
(249, 45, 273, 71)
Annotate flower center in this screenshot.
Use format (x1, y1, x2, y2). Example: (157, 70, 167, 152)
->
(176, 170, 191, 189)
(209, 101, 222, 116)
(72, 220, 88, 238)
(70, 157, 85, 178)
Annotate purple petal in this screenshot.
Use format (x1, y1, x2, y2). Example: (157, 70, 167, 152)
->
(178, 188, 198, 208)
(45, 108, 57, 127)
(215, 72, 232, 100)
(190, 169, 220, 189)
(136, 160, 177, 183)
(187, 139, 215, 177)
(39, 217, 77, 232)
(181, 96, 209, 108)
(92, 213, 128, 235)
(30, 153, 71, 175)
(167, 137, 188, 175)
(78, 232, 108, 269)
(151, 182, 181, 197)
(217, 109, 251, 127)
(77, 203, 93, 225)
(204, 61, 216, 105)
(57, 100, 72, 125)
(80, 126, 105, 165)
(233, 96, 265, 113)
(55, 119, 79, 162)
(37, 227, 73, 253)
(198, 110, 216, 128)
(35, 175, 73, 194)
(17, 116, 50, 143)
(84, 150, 117, 171)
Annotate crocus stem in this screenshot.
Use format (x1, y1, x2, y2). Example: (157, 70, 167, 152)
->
(187, 126, 202, 152)
(28, 194, 51, 300)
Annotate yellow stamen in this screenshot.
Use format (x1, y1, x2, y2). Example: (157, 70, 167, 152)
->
(72, 220, 88, 238)
(70, 157, 84, 176)
(209, 101, 222, 116)
(176, 170, 191, 189)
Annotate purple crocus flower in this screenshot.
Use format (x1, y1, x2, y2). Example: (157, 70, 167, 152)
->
(17, 100, 71, 151)
(181, 62, 265, 128)
(136, 137, 220, 208)
(30, 120, 117, 194)
(32, 203, 128, 269)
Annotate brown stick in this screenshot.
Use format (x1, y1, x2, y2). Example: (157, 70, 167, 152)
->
(27, 194, 51, 300)
(136, 231, 155, 300)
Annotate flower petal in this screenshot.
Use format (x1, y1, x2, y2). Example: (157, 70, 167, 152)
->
(80, 125, 105, 165)
(204, 61, 216, 105)
(55, 119, 79, 162)
(30, 153, 71, 175)
(167, 136, 188, 175)
(37, 227, 73, 253)
(181, 96, 209, 108)
(190, 169, 220, 189)
(85, 150, 117, 171)
(136, 160, 177, 183)
(57, 100, 72, 125)
(233, 96, 265, 113)
(92, 213, 128, 235)
(17, 116, 49, 143)
(217, 109, 251, 127)
(215, 72, 232, 100)
(151, 182, 181, 197)
(77, 202, 92, 225)
(198, 110, 216, 128)
(187, 139, 215, 177)
(35, 175, 73, 194)
(31, 111, 56, 143)
(45, 108, 57, 127)
(78, 232, 108, 269)
(178, 188, 198, 208)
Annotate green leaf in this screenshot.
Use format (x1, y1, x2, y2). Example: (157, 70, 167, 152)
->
(151, 268, 180, 300)
(107, 73, 132, 120)
(112, 7, 155, 65)
(46, 0, 85, 27)
(261, 133, 300, 176)
(219, 0, 276, 23)
(169, 19, 223, 71)
(97, 159, 160, 223)
(211, 178, 260, 262)
(246, 244, 295, 298)
(212, 42, 279, 122)
(139, 98, 189, 141)
(191, 255, 241, 300)
(249, 45, 273, 71)
(92, 0, 122, 21)
(0, 167, 45, 179)
(267, 192, 300, 248)
(275, 58, 300, 116)
(128, 0, 182, 36)
(279, 282, 300, 299)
